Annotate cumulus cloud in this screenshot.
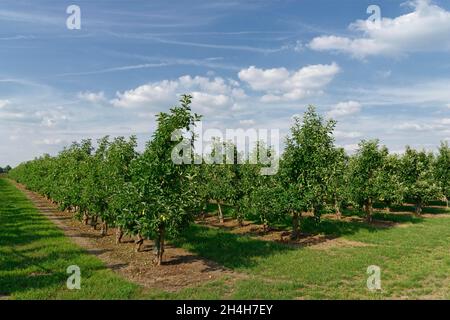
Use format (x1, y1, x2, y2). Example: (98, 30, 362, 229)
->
(238, 63, 340, 102)
(111, 63, 339, 111)
(78, 91, 106, 103)
(308, 0, 450, 58)
(112, 80, 178, 108)
(111, 75, 247, 115)
(327, 101, 361, 118)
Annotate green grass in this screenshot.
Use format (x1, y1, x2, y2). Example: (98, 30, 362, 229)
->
(3, 177, 450, 299)
(176, 217, 450, 299)
(0, 178, 144, 299)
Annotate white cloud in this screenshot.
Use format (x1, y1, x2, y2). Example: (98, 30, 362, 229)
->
(111, 75, 247, 115)
(342, 143, 359, 153)
(112, 63, 339, 111)
(178, 75, 230, 94)
(394, 122, 429, 131)
(33, 138, 65, 146)
(294, 40, 304, 52)
(112, 80, 178, 108)
(78, 91, 107, 103)
(327, 101, 361, 118)
(334, 130, 362, 139)
(239, 119, 255, 126)
(394, 118, 450, 131)
(0, 111, 26, 120)
(309, 0, 450, 58)
(0, 99, 10, 109)
(355, 80, 450, 106)
(34, 109, 69, 128)
(238, 63, 340, 102)
(238, 66, 290, 91)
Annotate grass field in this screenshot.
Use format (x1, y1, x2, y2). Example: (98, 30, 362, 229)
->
(2, 177, 450, 299)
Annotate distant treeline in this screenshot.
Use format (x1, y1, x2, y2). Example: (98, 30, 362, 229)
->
(0, 165, 11, 174)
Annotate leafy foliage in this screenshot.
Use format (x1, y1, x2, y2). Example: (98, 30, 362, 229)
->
(435, 142, 450, 207)
(279, 105, 337, 237)
(8, 97, 450, 266)
(348, 140, 388, 221)
(400, 147, 441, 215)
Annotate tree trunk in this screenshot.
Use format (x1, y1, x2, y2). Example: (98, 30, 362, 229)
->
(445, 196, 449, 208)
(237, 210, 244, 227)
(135, 234, 144, 252)
(116, 227, 123, 244)
(415, 201, 423, 216)
(101, 221, 108, 236)
(366, 199, 373, 223)
(217, 202, 224, 223)
(263, 221, 269, 233)
(291, 211, 300, 240)
(334, 195, 341, 219)
(82, 212, 89, 225)
(90, 215, 98, 229)
(154, 226, 165, 266)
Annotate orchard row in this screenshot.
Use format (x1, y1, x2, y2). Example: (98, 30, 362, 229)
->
(9, 95, 450, 264)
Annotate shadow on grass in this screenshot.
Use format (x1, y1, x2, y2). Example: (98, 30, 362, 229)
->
(174, 214, 388, 270)
(372, 212, 424, 224)
(299, 217, 380, 235)
(389, 204, 449, 215)
(172, 224, 293, 269)
(0, 178, 107, 296)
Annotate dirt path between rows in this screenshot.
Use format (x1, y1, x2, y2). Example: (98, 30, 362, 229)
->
(10, 180, 243, 293)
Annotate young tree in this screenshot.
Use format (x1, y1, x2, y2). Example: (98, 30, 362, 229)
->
(239, 143, 283, 231)
(81, 137, 110, 232)
(328, 147, 349, 218)
(279, 105, 336, 238)
(376, 154, 404, 212)
(104, 136, 138, 242)
(348, 140, 388, 222)
(400, 147, 441, 216)
(131, 94, 201, 265)
(70, 140, 94, 225)
(110, 181, 144, 249)
(204, 139, 236, 223)
(435, 141, 450, 208)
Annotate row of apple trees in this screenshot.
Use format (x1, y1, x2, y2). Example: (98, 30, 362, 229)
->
(9, 95, 450, 264)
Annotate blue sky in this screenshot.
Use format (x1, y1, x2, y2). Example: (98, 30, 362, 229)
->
(1, 0, 450, 166)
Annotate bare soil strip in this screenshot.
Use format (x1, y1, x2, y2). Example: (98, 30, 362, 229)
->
(10, 180, 242, 292)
